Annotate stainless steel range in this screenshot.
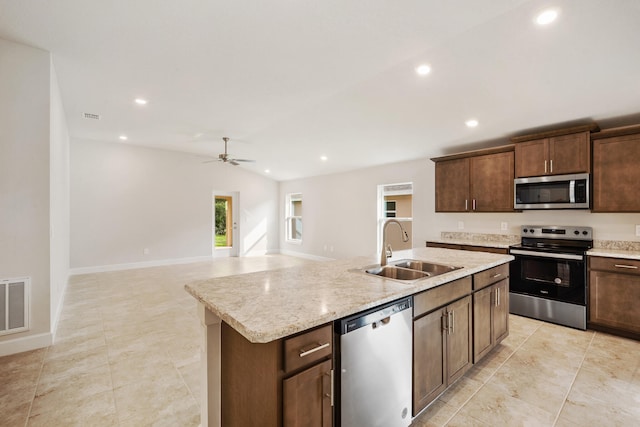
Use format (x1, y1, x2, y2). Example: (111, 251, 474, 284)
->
(509, 225, 593, 330)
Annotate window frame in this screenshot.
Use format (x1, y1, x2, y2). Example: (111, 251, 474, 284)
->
(285, 192, 303, 244)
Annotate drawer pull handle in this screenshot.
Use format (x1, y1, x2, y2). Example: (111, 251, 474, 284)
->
(299, 342, 330, 358)
(614, 264, 638, 269)
(490, 273, 502, 279)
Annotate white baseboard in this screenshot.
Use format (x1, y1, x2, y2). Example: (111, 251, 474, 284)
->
(69, 255, 214, 275)
(278, 249, 335, 262)
(0, 332, 52, 357)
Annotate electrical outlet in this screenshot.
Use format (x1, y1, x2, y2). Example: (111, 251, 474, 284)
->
(636, 225, 640, 237)
(458, 221, 464, 230)
(501, 222, 508, 231)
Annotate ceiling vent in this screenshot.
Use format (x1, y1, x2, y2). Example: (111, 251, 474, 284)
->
(82, 112, 100, 120)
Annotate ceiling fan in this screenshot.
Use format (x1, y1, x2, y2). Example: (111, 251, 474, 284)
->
(205, 137, 255, 166)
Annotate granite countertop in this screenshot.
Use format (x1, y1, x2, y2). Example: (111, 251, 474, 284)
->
(184, 247, 513, 343)
(427, 232, 520, 249)
(427, 238, 514, 249)
(588, 248, 640, 260)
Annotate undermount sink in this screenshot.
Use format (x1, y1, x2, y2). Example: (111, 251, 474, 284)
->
(361, 259, 462, 282)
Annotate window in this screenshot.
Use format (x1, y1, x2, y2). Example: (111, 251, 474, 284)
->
(286, 193, 302, 243)
(385, 200, 397, 218)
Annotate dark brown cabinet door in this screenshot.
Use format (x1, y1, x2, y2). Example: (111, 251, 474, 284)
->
(593, 133, 640, 212)
(283, 359, 332, 427)
(446, 296, 472, 384)
(493, 279, 509, 344)
(470, 151, 514, 212)
(413, 309, 446, 415)
(473, 286, 493, 362)
(515, 139, 548, 177)
(589, 270, 640, 335)
(435, 158, 469, 212)
(548, 132, 590, 175)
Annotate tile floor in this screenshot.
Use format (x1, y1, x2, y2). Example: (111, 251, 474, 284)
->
(1, 255, 639, 426)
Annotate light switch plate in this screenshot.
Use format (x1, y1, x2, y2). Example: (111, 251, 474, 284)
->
(501, 222, 508, 231)
(636, 225, 640, 237)
(458, 221, 464, 230)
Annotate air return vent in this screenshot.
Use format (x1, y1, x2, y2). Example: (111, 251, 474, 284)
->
(0, 277, 30, 336)
(82, 112, 100, 120)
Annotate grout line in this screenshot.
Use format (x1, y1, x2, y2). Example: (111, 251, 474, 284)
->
(550, 330, 596, 426)
(24, 344, 50, 427)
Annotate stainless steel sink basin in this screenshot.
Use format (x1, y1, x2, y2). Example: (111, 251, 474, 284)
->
(359, 259, 462, 282)
(391, 259, 463, 275)
(365, 265, 430, 280)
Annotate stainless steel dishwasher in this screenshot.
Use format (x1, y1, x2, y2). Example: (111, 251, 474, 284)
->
(336, 297, 412, 427)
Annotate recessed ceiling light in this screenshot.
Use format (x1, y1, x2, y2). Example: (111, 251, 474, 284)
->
(119, 135, 128, 140)
(415, 64, 431, 76)
(265, 169, 271, 174)
(320, 156, 328, 161)
(535, 9, 558, 25)
(134, 98, 148, 105)
(465, 119, 479, 128)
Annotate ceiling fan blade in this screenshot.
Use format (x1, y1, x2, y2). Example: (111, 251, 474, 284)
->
(230, 158, 255, 163)
(202, 158, 222, 164)
(229, 160, 240, 166)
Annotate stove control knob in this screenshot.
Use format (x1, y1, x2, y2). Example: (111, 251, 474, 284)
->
(574, 230, 580, 235)
(582, 230, 588, 235)
(523, 229, 528, 233)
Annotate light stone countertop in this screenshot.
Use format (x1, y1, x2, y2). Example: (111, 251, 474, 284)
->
(184, 247, 513, 343)
(427, 232, 520, 249)
(426, 238, 514, 249)
(588, 248, 640, 260)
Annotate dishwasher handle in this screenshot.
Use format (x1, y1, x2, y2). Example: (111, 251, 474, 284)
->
(339, 297, 412, 334)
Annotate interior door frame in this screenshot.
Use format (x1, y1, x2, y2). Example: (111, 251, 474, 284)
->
(213, 191, 240, 257)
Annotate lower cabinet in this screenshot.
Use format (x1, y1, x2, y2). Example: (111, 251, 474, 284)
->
(473, 278, 509, 362)
(284, 359, 333, 427)
(589, 256, 640, 337)
(413, 277, 472, 415)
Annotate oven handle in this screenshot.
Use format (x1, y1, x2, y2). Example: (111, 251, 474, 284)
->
(510, 249, 584, 261)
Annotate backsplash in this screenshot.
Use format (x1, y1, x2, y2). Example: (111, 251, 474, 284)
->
(594, 240, 640, 251)
(440, 232, 520, 245)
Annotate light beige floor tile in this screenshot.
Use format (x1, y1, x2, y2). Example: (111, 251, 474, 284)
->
(31, 363, 113, 416)
(177, 360, 201, 403)
(39, 345, 109, 381)
(27, 389, 118, 427)
(445, 411, 492, 427)
(46, 330, 106, 361)
(455, 382, 556, 427)
(411, 399, 459, 427)
(438, 376, 483, 409)
(1, 401, 32, 427)
(109, 353, 177, 389)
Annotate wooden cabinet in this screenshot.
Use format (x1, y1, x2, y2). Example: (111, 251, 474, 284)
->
(426, 241, 509, 255)
(513, 126, 595, 178)
(592, 126, 640, 212)
(433, 147, 514, 212)
(413, 277, 472, 415)
(589, 256, 640, 338)
(221, 322, 333, 427)
(472, 263, 509, 362)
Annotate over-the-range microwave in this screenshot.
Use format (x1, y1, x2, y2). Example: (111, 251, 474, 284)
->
(514, 173, 590, 210)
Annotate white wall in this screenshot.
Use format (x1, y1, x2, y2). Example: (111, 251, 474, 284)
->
(280, 158, 640, 260)
(49, 61, 71, 335)
(70, 140, 279, 270)
(0, 38, 53, 352)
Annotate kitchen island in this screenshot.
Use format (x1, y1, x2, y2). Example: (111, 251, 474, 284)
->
(185, 247, 513, 426)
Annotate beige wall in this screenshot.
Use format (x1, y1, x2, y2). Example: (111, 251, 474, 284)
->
(384, 194, 412, 218)
(0, 38, 54, 353)
(70, 140, 280, 270)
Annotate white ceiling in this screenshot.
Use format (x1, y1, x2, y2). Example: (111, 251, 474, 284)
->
(1, 0, 639, 181)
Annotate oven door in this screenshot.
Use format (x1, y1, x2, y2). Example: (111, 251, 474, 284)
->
(509, 249, 586, 305)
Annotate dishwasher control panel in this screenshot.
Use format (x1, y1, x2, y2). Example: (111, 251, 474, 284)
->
(339, 297, 412, 334)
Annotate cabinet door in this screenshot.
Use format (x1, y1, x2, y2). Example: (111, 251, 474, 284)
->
(283, 359, 332, 427)
(413, 309, 446, 415)
(473, 286, 493, 362)
(548, 132, 590, 175)
(493, 279, 510, 344)
(515, 139, 548, 177)
(470, 151, 514, 212)
(593, 133, 640, 212)
(589, 270, 640, 334)
(435, 158, 470, 212)
(446, 296, 472, 384)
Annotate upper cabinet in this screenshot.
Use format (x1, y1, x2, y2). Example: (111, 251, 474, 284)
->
(512, 124, 598, 178)
(433, 146, 514, 213)
(592, 125, 640, 212)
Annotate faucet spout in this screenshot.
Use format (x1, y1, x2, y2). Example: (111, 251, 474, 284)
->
(380, 219, 410, 266)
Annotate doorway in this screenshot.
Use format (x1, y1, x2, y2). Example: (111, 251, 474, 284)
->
(213, 191, 240, 257)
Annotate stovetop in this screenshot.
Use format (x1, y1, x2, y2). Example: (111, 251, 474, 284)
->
(511, 225, 594, 254)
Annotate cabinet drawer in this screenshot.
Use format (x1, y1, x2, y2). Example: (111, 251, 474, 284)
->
(589, 256, 640, 276)
(473, 264, 509, 290)
(284, 324, 332, 373)
(414, 276, 472, 318)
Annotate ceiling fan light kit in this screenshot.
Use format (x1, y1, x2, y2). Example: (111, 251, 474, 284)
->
(207, 137, 255, 166)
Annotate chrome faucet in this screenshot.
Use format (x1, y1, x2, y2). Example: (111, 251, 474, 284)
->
(380, 219, 410, 266)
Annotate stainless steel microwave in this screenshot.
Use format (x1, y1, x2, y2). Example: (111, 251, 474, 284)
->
(514, 173, 590, 209)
